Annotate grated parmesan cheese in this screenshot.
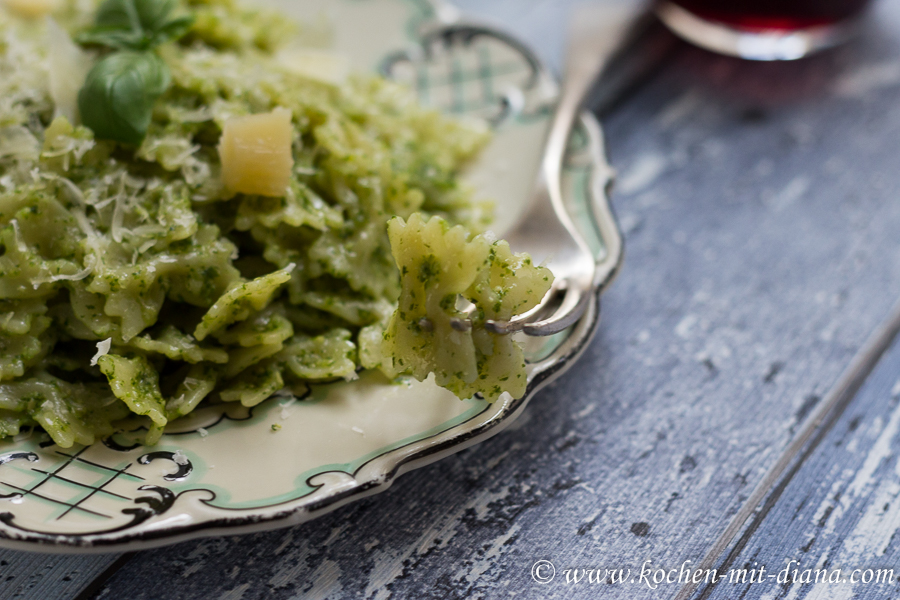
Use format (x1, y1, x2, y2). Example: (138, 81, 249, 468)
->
(9, 219, 27, 254)
(90, 338, 112, 367)
(31, 263, 94, 289)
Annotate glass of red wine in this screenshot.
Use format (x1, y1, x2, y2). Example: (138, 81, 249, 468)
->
(656, 0, 874, 60)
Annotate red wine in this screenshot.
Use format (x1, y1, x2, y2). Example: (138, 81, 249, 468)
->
(672, 0, 872, 31)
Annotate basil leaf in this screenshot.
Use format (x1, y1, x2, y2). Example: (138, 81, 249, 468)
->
(95, 0, 177, 35)
(150, 14, 194, 45)
(78, 51, 170, 145)
(76, 27, 147, 50)
(78, 0, 193, 50)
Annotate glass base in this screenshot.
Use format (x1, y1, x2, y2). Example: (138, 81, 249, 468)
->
(656, 1, 861, 61)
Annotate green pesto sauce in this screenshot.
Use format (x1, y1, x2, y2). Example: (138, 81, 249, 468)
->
(0, 0, 548, 448)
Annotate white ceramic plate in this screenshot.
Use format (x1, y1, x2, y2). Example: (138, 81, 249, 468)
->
(0, 0, 622, 551)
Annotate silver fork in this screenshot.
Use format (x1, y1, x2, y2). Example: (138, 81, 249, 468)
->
(454, 4, 651, 336)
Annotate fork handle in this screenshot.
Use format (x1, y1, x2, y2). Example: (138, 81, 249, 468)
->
(545, 3, 656, 209)
(512, 4, 651, 336)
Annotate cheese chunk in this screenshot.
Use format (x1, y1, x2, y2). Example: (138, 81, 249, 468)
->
(219, 107, 295, 197)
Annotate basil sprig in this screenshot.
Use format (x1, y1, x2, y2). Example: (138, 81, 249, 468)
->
(77, 0, 193, 145)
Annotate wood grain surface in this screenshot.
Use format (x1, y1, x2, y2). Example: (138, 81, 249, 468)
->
(7, 1, 900, 599)
(0, 554, 124, 600)
(701, 320, 900, 600)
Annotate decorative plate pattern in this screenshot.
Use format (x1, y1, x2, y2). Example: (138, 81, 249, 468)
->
(0, 0, 623, 551)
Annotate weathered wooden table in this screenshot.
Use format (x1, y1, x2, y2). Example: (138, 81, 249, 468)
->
(6, 1, 900, 599)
